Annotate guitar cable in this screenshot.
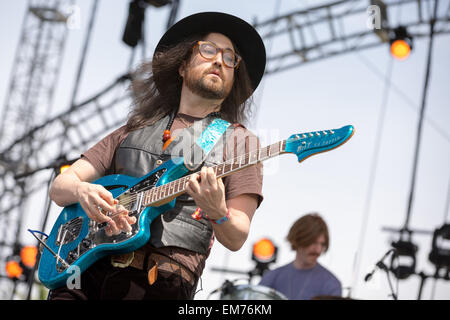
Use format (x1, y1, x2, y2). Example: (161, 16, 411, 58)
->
(28, 229, 70, 268)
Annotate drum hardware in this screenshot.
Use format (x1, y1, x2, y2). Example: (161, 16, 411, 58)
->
(207, 278, 287, 300)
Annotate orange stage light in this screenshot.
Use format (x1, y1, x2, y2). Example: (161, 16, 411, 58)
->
(20, 246, 38, 268)
(6, 260, 23, 279)
(60, 164, 71, 174)
(390, 39, 411, 60)
(253, 238, 276, 263)
(389, 26, 413, 61)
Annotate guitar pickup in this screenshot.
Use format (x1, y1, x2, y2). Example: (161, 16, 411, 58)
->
(55, 217, 83, 246)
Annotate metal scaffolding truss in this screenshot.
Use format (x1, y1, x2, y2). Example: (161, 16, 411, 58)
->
(0, 0, 76, 299)
(255, 0, 450, 74)
(0, 0, 74, 148)
(0, 0, 449, 299)
(0, 73, 131, 210)
(0, 72, 131, 299)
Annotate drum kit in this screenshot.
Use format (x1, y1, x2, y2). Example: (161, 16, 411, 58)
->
(207, 237, 288, 300)
(220, 283, 288, 300)
(208, 279, 288, 300)
(208, 279, 351, 300)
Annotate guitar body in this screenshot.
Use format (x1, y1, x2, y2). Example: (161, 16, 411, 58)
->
(38, 157, 188, 290)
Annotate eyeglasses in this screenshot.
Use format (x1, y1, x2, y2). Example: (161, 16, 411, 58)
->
(194, 41, 242, 69)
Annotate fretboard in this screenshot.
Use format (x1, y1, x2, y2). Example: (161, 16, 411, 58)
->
(140, 140, 286, 207)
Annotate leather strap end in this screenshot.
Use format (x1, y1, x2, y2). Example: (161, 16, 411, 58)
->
(147, 262, 158, 285)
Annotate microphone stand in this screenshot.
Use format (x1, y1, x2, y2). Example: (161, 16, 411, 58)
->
(365, 249, 398, 300)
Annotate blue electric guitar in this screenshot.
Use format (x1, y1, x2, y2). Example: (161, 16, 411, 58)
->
(37, 125, 354, 289)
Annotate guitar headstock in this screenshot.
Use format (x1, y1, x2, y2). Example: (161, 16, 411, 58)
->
(285, 125, 354, 163)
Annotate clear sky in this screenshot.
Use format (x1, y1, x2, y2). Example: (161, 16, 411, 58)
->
(0, 0, 449, 300)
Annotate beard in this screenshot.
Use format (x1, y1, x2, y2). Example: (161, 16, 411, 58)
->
(184, 67, 232, 100)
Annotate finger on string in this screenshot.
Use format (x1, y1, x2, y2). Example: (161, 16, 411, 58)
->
(116, 205, 135, 225)
(188, 174, 201, 193)
(107, 220, 121, 235)
(194, 172, 201, 181)
(217, 177, 225, 189)
(125, 215, 137, 225)
(206, 167, 217, 187)
(99, 187, 115, 205)
(105, 225, 113, 237)
(200, 167, 208, 185)
(118, 216, 132, 233)
(97, 197, 116, 213)
(84, 204, 111, 224)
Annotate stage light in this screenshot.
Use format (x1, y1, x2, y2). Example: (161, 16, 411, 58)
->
(60, 164, 71, 174)
(56, 158, 77, 174)
(389, 26, 413, 60)
(391, 40, 411, 60)
(5, 260, 23, 280)
(252, 238, 277, 264)
(5, 245, 38, 281)
(122, 0, 174, 48)
(20, 246, 37, 268)
(249, 238, 278, 278)
(389, 239, 418, 279)
(122, 0, 147, 48)
(428, 224, 450, 270)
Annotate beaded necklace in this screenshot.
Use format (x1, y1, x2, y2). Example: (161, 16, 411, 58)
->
(162, 110, 222, 150)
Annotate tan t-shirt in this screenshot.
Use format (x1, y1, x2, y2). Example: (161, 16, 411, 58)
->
(81, 113, 263, 277)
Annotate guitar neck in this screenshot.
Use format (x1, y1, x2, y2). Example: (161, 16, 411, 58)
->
(141, 140, 287, 207)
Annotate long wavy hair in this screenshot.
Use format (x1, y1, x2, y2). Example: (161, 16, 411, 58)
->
(126, 33, 254, 132)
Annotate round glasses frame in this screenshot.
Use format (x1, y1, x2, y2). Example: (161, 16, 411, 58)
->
(193, 41, 242, 69)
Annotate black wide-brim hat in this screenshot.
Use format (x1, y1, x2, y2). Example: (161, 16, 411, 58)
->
(154, 12, 266, 100)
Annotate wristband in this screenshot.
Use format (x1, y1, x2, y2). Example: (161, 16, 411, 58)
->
(207, 209, 230, 225)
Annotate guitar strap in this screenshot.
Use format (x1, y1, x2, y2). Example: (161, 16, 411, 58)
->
(182, 117, 231, 171)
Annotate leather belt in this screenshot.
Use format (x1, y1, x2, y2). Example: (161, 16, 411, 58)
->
(110, 250, 195, 286)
